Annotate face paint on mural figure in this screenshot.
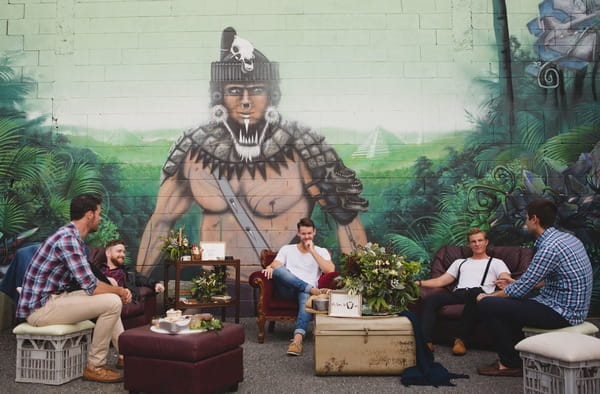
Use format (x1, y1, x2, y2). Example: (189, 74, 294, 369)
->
(136, 27, 369, 279)
(222, 83, 269, 162)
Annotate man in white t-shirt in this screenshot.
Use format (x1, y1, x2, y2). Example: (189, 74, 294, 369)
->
(415, 228, 511, 356)
(261, 217, 335, 356)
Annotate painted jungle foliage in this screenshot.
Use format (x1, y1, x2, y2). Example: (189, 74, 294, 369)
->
(0, 1, 599, 315)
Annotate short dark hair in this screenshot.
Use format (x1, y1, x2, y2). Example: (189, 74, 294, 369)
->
(105, 239, 126, 249)
(467, 227, 487, 241)
(526, 198, 557, 229)
(297, 217, 315, 230)
(70, 194, 102, 220)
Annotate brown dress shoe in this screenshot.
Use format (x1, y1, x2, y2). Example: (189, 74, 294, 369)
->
(286, 341, 302, 356)
(426, 342, 434, 352)
(452, 338, 467, 356)
(83, 365, 124, 383)
(116, 355, 124, 369)
(477, 360, 523, 377)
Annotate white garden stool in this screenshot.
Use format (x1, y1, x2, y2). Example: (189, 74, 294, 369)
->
(13, 320, 95, 385)
(515, 332, 600, 394)
(522, 321, 598, 337)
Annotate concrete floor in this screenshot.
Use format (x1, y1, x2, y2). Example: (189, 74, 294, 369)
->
(0, 317, 523, 394)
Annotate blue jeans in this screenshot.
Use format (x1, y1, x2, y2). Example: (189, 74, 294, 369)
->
(272, 266, 313, 337)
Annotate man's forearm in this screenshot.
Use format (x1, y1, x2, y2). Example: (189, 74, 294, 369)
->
(311, 251, 334, 273)
(93, 280, 125, 297)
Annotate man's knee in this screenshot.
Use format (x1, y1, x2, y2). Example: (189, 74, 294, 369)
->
(477, 296, 508, 318)
(98, 293, 123, 314)
(423, 293, 447, 309)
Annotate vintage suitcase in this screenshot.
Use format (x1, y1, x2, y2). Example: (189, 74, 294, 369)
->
(314, 314, 416, 375)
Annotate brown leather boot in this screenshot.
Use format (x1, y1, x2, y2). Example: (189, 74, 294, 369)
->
(426, 342, 434, 352)
(83, 365, 123, 383)
(452, 338, 467, 356)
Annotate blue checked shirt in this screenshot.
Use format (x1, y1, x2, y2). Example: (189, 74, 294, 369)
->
(505, 227, 592, 325)
(16, 223, 98, 319)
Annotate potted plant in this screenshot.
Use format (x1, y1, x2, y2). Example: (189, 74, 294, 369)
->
(338, 242, 421, 314)
(190, 266, 228, 303)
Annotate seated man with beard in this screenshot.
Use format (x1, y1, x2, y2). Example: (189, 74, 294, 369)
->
(100, 239, 164, 302)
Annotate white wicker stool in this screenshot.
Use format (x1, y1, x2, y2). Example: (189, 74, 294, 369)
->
(515, 332, 600, 394)
(13, 320, 95, 385)
(522, 321, 599, 337)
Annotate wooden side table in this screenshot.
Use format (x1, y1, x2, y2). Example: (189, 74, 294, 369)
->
(163, 258, 240, 323)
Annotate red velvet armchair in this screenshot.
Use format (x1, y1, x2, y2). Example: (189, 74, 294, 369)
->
(410, 245, 534, 347)
(249, 249, 337, 343)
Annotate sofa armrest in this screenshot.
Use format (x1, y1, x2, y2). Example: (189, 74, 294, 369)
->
(138, 286, 157, 325)
(409, 286, 449, 316)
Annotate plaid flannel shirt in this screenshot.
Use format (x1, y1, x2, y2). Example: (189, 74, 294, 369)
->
(505, 227, 593, 325)
(16, 223, 98, 319)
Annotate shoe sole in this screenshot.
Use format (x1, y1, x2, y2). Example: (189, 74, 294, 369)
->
(83, 376, 124, 383)
(286, 351, 301, 356)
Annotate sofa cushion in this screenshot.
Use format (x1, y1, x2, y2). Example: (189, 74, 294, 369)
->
(13, 320, 95, 335)
(515, 332, 600, 362)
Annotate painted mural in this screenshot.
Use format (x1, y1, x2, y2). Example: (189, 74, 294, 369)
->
(136, 27, 368, 278)
(0, 1, 599, 314)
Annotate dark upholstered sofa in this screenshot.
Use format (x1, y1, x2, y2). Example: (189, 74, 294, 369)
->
(87, 246, 157, 330)
(410, 245, 534, 348)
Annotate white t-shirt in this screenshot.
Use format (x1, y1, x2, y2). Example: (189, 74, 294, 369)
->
(446, 257, 510, 294)
(275, 244, 331, 288)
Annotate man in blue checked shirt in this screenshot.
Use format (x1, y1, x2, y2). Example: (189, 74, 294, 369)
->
(17, 194, 132, 383)
(475, 199, 593, 377)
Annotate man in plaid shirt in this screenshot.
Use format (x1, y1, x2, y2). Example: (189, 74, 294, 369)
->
(476, 198, 593, 377)
(17, 194, 132, 383)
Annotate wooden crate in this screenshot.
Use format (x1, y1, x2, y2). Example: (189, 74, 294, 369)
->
(314, 314, 416, 375)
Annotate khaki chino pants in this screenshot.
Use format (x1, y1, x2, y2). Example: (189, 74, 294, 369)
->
(27, 290, 124, 367)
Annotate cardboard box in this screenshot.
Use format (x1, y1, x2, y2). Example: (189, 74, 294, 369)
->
(314, 314, 416, 375)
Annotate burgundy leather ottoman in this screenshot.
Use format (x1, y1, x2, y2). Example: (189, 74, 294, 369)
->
(119, 323, 244, 394)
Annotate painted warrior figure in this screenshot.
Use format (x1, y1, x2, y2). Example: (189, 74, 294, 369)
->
(136, 27, 368, 278)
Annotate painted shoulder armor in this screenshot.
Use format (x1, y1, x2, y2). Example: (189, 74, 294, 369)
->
(160, 122, 224, 184)
(284, 121, 369, 225)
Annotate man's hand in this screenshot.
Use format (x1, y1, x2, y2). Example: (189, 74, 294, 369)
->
(304, 239, 315, 252)
(261, 260, 282, 279)
(494, 277, 515, 290)
(262, 266, 274, 279)
(119, 288, 132, 304)
(155, 282, 165, 293)
(476, 293, 488, 302)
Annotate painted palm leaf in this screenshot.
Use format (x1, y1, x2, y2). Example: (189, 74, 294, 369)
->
(0, 196, 27, 235)
(538, 125, 600, 165)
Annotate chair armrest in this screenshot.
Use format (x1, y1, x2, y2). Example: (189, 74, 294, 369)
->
(249, 271, 276, 298)
(318, 272, 339, 289)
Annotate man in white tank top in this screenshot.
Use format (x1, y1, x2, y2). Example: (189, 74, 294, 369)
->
(261, 218, 335, 356)
(415, 228, 511, 356)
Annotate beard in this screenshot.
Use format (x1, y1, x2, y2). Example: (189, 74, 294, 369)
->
(110, 257, 124, 267)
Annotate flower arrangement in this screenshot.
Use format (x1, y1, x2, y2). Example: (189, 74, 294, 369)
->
(190, 265, 228, 302)
(338, 242, 421, 314)
(161, 227, 191, 261)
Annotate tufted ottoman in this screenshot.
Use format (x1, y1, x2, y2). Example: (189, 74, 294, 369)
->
(119, 323, 244, 394)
